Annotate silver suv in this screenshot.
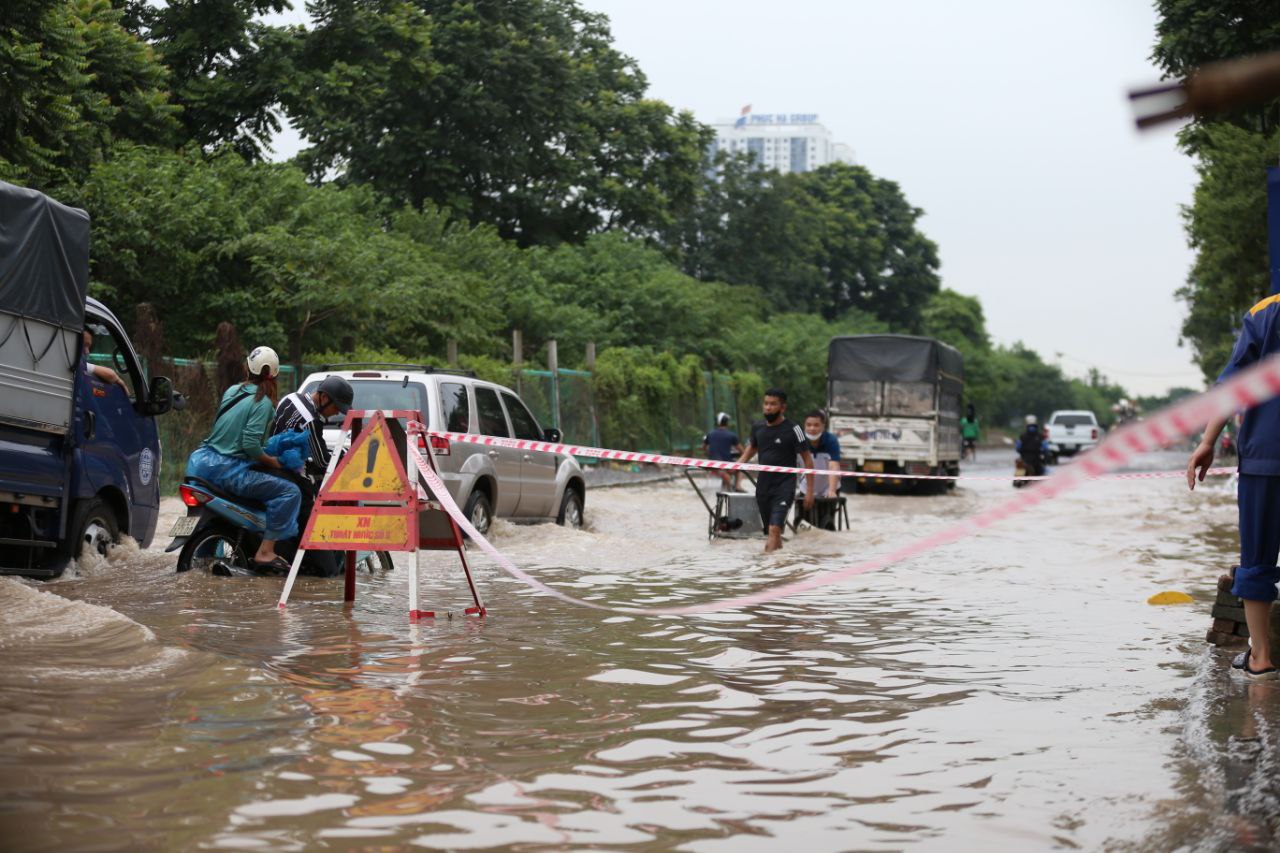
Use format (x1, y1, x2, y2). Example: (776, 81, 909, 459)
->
(298, 365, 585, 534)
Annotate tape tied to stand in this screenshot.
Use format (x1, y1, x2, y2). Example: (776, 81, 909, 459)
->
(403, 351, 1273, 616)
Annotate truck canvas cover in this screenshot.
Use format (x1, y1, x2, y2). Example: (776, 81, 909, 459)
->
(828, 335, 963, 386)
(0, 181, 90, 432)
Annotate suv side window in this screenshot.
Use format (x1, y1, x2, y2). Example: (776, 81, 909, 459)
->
(475, 387, 510, 437)
(440, 382, 472, 432)
(502, 392, 542, 441)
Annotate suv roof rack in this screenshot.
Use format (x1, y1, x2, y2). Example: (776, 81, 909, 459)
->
(318, 362, 477, 378)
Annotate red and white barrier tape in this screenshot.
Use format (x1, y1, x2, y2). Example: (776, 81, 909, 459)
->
(410, 425, 1234, 483)
(406, 353, 1275, 616)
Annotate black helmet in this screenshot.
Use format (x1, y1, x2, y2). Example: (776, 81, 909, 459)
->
(318, 376, 353, 414)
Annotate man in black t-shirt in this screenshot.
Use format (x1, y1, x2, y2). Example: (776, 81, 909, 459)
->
(737, 388, 815, 552)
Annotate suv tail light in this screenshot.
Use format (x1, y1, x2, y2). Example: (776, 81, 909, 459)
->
(418, 434, 450, 456)
(1091, 428, 1098, 440)
(179, 484, 211, 507)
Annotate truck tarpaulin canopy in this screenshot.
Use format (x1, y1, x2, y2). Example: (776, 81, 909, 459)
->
(0, 181, 89, 328)
(828, 335, 964, 386)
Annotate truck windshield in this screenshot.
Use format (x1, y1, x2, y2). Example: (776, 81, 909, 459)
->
(1053, 414, 1094, 427)
(884, 382, 934, 416)
(830, 380, 879, 416)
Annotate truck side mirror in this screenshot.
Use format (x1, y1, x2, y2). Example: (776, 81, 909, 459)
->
(145, 376, 175, 415)
(543, 427, 562, 443)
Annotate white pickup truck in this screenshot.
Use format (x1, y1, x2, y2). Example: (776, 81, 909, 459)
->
(1045, 410, 1100, 459)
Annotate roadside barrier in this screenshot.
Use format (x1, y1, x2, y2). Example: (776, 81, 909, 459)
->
(402, 350, 1280, 616)
(412, 427, 1234, 483)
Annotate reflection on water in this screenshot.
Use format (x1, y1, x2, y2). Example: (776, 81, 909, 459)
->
(0, 451, 1275, 849)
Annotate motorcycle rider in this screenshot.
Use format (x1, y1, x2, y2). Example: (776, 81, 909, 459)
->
(1015, 414, 1049, 477)
(185, 346, 300, 572)
(268, 377, 353, 576)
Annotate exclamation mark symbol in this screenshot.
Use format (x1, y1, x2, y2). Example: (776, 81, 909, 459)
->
(363, 438, 380, 487)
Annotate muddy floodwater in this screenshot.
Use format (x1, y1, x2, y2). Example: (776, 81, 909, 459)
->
(2, 450, 1278, 850)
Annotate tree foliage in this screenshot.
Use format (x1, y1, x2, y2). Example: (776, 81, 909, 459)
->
(288, 0, 711, 245)
(133, 0, 300, 160)
(1152, 0, 1280, 380)
(668, 158, 940, 328)
(0, 0, 179, 189)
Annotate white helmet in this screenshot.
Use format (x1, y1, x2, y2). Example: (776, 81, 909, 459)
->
(246, 346, 280, 379)
(1024, 414, 1037, 425)
(717, 411, 730, 426)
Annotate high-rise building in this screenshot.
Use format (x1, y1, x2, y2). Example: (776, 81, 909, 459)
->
(710, 106, 856, 174)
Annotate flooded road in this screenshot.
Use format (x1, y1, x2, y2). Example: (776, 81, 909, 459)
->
(2, 450, 1276, 850)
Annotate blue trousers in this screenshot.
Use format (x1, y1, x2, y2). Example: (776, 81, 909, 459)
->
(186, 446, 301, 542)
(1235, 473, 1280, 603)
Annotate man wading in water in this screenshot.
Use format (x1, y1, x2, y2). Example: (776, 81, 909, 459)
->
(737, 389, 815, 553)
(1188, 293, 1280, 681)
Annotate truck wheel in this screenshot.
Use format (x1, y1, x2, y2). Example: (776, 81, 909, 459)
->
(69, 498, 120, 561)
(557, 489, 584, 529)
(463, 491, 493, 536)
(178, 521, 250, 574)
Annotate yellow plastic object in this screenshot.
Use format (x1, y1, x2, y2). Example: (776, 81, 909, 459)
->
(1147, 591, 1194, 605)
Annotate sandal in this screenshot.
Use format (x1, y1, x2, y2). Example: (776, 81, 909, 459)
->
(250, 555, 292, 575)
(1243, 658, 1279, 681)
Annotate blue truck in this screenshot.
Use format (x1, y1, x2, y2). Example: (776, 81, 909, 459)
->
(0, 181, 177, 577)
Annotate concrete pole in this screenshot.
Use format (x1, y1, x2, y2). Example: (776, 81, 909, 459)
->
(512, 329, 523, 395)
(586, 342, 599, 446)
(547, 339, 560, 430)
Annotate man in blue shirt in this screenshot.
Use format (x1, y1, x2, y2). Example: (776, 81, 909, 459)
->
(798, 411, 842, 498)
(1188, 293, 1280, 681)
(797, 410, 844, 530)
(702, 412, 744, 491)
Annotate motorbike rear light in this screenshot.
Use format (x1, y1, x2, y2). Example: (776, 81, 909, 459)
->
(179, 484, 211, 507)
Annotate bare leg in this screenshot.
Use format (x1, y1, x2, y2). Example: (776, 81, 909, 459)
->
(1243, 599, 1274, 669)
(765, 524, 784, 552)
(254, 539, 280, 563)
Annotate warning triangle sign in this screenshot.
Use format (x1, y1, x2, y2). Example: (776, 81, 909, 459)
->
(322, 412, 412, 501)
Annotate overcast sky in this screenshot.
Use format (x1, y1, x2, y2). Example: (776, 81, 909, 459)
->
(270, 1, 1201, 396)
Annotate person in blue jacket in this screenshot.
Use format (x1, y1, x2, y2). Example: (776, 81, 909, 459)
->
(1015, 415, 1049, 476)
(185, 346, 301, 573)
(1188, 293, 1280, 681)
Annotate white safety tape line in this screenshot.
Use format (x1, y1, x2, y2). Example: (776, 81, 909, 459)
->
(411, 425, 1236, 483)
(405, 352, 1280, 616)
(408, 443, 617, 613)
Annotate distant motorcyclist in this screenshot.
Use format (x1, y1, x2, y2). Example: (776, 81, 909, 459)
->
(185, 346, 300, 573)
(1015, 414, 1049, 477)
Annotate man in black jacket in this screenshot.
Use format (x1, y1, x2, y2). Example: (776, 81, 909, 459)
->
(268, 376, 353, 575)
(736, 389, 815, 553)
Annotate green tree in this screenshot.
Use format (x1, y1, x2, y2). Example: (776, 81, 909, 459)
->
(133, 0, 300, 160)
(1151, 0, 1280, 141)
(288, 0, 710, 245)
(0, 0, 179, 189)
(670, 159, 940, 328)
(1152, 0, 1280, 379)
(1177, 123, 1280, 380)
(72, 144, 501, 363)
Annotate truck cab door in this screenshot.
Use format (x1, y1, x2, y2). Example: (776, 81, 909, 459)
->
(77, 317, 160, 519)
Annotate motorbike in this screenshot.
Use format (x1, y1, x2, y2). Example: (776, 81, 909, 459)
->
(1013, 454, 1046, 489)
(168, 476, 393, 576)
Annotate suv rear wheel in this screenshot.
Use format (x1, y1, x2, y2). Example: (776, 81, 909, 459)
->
(463, 491, 493, 536)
